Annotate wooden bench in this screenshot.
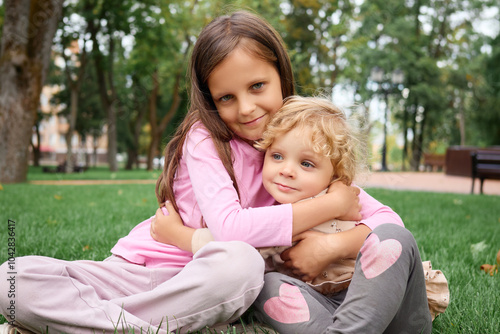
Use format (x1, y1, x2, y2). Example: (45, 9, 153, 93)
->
(423, 153, 446, 172)
(471, 150, 500, 194)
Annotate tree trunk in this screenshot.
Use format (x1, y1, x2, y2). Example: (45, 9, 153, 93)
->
(402, 106, 410, 171)
(411, 107, 427, 171)
(0, 0, 63, 183)
(146, 68, 182, 171)
(64, 88, 79, 173)
(107, 104, 118, 171)
(458, 94, 466, 146)
(125, 100, 147, 170)
(88, 19, 118, 171)
(410, 105, 419, 171)
(31, 121, 41, 167)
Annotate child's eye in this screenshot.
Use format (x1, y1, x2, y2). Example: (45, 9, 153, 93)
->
(219, 94, 233, 102)
(252, 82, 264, 90)
(301, 161, 315, 168)
(271, 153, 283, 161)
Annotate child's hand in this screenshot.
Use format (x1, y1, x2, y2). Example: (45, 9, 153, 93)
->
(327, 181, 362, 221)
(281, 230, 338, 281)
(282, 224, 370, 282)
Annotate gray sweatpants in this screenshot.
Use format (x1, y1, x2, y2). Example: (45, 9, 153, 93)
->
(253, 224, 432, 334)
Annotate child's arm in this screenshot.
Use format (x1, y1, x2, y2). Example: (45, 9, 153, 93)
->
(280, 187, 404, 281)
(280, 225, 371, 281)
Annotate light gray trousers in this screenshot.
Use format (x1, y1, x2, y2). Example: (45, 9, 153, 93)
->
(0, 241, 264, 334)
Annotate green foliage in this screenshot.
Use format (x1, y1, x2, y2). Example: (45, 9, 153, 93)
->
(18, 0, 499, 173)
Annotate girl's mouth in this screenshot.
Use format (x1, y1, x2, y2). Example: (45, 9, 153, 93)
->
(242, 115, 265, 126)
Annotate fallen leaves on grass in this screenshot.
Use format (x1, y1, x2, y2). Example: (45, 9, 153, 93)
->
(480, 249, 500, 276)
(470, 241, 488, 255)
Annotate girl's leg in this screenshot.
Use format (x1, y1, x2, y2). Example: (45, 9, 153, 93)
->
(254, 224, 432, 334)
(1, 241, 264, 334)
(1, 255, 167, 334)
(114, 241, 266, 333)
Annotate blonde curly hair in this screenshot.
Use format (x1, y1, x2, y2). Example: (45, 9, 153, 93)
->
(255, 95, 365, 185)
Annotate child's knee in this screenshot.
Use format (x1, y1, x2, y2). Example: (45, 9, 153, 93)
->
(371, 224, 417, 250)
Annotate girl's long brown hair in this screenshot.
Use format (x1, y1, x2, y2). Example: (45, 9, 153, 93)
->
(156, 11, 295, 211)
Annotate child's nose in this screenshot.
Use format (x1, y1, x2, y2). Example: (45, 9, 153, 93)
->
(238, 95, 256, 116)
(280, 164, 296, 178)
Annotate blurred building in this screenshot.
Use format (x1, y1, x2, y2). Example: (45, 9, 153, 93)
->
(31, 85, 108, 167)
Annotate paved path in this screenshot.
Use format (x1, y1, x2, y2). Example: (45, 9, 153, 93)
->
(362, 172, 500, 196)
(29, 172, 500, 196)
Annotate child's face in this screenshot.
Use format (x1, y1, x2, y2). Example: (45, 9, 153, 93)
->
(207, 47, 283, 143)
(262, 127, 334, 204)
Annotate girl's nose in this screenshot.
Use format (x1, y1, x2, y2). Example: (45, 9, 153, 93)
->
(238, 95, 256, 116)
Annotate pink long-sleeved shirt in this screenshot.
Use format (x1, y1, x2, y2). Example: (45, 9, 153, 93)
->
(111, 123, 403, 268)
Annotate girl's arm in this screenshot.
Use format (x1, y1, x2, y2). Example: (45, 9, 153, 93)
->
(151, 181, 361, 252)
(291, 181, 361, 235)
(175, 126, 361, 248)
(280, 187, 404, 280)
(281, 225, 371, 281)
(150, 202, 195, 253)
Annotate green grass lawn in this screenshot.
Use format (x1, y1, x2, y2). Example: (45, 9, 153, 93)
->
(0, 178, 499, 333)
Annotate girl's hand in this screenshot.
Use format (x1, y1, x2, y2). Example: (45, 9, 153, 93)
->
(327, 181, 362, 221)
(281, 230, 338, 281)
(281, 225, 371, 281)
(151, 201, 194, 252)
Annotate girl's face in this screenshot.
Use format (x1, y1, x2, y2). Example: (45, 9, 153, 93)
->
(207, 47, 283, 143)
(262, 127, 334, 204)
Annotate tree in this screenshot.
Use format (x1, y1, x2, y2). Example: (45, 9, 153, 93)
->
(81, 0, 135, 171)
(280, 0, 355, 95)
(0, 0, 64, 183)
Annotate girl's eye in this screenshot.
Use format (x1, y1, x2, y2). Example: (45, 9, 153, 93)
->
(301, 161, 314, 168)
(272, 153, 283, 161)
(252, 82, 264, 90)
(220, 95, 233, 102)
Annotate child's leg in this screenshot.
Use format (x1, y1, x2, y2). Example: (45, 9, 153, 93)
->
(1, 241, 264, 334)
(253, 272, 347, 333)
(253, 224, 431, 334)
(327, 224, 431, 333)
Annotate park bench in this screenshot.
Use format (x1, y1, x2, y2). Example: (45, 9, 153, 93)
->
(470, 150, 500, 194)
(423, 153, 446, 172)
